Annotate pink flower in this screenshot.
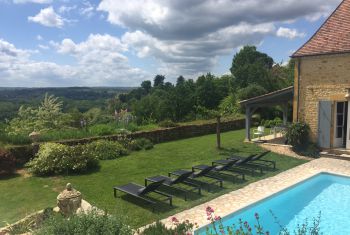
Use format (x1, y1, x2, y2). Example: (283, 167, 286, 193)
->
(171, 217, 179, 224)
(214, 216, 221, 221)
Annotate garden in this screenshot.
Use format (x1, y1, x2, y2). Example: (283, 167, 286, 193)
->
(0, 129, 307, 232)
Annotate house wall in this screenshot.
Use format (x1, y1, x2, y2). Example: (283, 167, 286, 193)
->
(293, 53, 350, 144)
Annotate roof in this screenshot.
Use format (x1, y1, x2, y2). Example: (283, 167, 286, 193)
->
(239, 86, 293, 107)
(292, 0, 350, 58)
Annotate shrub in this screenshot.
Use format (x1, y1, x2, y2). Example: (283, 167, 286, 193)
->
(89, 124, 115, 136)
(34, 210, 132, 235)
(140, 220, 193, 235)
(26, 143, 99, 175)
(158, 120, 179, 128)
(128, 138, 154, 151)
(86, 140, 128, 160)
(286, 122, 310, 150)
(260, 117, 283, 128)
(0, 149, 16, 175)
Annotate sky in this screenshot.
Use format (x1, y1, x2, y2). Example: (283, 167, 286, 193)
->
(0, 0, 344, 87)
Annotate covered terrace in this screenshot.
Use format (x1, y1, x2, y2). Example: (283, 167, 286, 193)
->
(239, 86, 294, 141)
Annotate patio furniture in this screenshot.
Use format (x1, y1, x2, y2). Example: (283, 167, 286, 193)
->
(169, 166, 223, 192)
(145, 171, 201, 200)
(253, 126, 265, 140)
(229, 151, 275, 169)
(191, 162, 245, 183)
(113, 180, 172, 211)
(213, 155, 264, 175)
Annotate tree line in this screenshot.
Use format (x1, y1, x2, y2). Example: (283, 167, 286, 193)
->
(112, 46, 294, 124)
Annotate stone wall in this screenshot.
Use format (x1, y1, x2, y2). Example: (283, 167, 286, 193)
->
(58, 118, 246, 145)
(4, 118, 246, 164)
(294, 53, 350, 143)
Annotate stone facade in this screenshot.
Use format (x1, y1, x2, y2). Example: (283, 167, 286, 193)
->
(293, 53, 350, 143)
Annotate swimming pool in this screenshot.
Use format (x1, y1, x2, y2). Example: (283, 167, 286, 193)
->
(195, 173, 350, 234)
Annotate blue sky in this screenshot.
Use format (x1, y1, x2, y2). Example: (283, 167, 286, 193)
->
(0, 0, 343, 87)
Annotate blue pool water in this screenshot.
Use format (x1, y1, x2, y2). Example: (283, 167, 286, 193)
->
(195, 173, 350, 234)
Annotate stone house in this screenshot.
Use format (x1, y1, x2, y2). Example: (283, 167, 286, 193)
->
(292, 0, 350, 149)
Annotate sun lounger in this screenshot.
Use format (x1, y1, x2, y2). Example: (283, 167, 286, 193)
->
(145, 171, 201, 200)
(113, 180, 172, 211)
(169, 166, 223, 192)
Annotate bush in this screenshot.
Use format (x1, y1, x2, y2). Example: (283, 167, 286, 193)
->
(140, 220, 193, 235)
(0, 149, 16, 175)
(286, 122, 310, 150)
(128, 138, 154, 151)
(34, 210, 132, 235)
(86, 140, 128, 160)
(26, 143, 99, 176)
(89, 124, 115, 136)
(158, 120, 179, 128)
(260, 117, 283, 128)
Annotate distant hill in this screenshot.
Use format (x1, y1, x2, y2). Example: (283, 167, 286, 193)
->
(0, 87, 135, 121)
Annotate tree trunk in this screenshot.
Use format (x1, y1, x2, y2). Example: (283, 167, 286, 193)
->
(216, 116, 221, 149)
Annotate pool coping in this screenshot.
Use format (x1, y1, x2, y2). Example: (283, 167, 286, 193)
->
(160, 158, 350, 233)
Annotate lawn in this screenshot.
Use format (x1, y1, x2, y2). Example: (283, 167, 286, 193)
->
(0, 129, 307, 228)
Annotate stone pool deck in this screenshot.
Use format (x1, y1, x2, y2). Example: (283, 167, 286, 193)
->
(161, 157, 350, 230)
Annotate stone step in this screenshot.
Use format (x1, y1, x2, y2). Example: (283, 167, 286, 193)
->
(321, 151, 350, 161)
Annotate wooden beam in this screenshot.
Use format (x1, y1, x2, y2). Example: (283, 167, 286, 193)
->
(245, 106, 251, 141)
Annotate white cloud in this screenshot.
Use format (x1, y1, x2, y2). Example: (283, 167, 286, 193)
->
(13, 0, 51, 4)
(36, 35, 43, 41)
(28, 6, 65, 28)
(38, 44, 49, 50)
(276, 27, 306, 39)
(98, 0, 342, 77)
(58, 5, 77, 14)
(79, 1, 95, 18)
(0, 37, 148, 87)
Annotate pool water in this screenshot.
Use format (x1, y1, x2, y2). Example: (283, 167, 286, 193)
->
(195, 173, 350, 234)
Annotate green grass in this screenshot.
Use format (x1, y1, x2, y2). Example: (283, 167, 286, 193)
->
(0, 129, 307, 228)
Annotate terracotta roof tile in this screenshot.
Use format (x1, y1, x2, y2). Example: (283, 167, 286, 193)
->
(292, 0, 350, 57)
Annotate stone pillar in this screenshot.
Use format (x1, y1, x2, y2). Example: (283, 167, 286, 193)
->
(57, 183, 82, 217)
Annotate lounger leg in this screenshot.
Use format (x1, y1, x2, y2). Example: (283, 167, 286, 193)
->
(114, 188, 117, 198)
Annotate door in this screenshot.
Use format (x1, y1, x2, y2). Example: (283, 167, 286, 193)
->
(334, 102, 348, 148)
(318, 101, 331, 149)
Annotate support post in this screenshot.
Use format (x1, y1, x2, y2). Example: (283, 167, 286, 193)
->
(283, 104, 288, 125)
(245, 106, 251, 141)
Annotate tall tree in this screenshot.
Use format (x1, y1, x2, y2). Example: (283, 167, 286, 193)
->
(153, 75, 165, 87)
(230, 46, 274, 91)
(141, 80, 152, 94)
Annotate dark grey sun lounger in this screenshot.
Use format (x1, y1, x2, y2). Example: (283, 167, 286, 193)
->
(113, 180, 172, 211)
(213, 154, 263, 175)
(192, 160, 245, 183)
(145, 171, 201, 200)
(169, 166, 223, 192)
(228, 151, 275, 169)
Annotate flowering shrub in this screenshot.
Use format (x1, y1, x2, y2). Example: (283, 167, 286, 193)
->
(34, 210, 132, 235)
(166, 207, 321, 235)
(86, 140, 128, 160)
(26, 143, 99, 175)
(140, 220, 193, 235)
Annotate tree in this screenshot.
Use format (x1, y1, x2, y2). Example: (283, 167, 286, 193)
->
(176, 76, 185, 86)
(230, 46, 274, 91)
(6, 93, 66, 135)
(153, 75, 165, 87)
(141, 80, 152, 94)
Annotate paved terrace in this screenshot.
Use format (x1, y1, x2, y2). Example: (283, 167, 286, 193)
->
(161, 158, 350, 230)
